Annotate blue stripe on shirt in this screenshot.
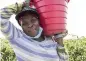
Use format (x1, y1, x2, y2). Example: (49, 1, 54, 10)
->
(1, 15, 9, 19)
(12, 40, 57, 58)
(17, 56, 24, 61)
(1, 21, 10, 33)
(3, 8, 13, 15)
(40, 44, 56, 48)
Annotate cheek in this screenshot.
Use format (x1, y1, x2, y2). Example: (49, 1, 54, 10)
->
(22, 26, 28, 32)
(34, 21, 39, 27)
(35, 23, 40, 30)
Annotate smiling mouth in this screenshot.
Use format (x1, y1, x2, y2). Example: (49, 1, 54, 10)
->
(28, 28, 37, 32)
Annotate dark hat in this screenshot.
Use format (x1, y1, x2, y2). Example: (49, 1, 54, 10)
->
(15, 7, 39, 21)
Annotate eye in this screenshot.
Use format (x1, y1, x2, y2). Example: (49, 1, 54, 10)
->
(22, 22, 28, 26)
(31, 17, 38, 23)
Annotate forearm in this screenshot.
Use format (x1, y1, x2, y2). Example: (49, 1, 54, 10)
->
(55, 37, 64, 47)
(54, 32, 68, 60)
(54, 30, 68, 46)
(56, 44, 69, 61)
(0, 3, 23, 40)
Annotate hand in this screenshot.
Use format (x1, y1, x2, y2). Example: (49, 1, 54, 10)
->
(51, 30, 68, 46)
(25, 0, 31, 5)
(55, 37, 64, 47)
(23, 0, 34, 7)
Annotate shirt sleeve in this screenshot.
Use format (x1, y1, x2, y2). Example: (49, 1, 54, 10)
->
(56, 44, 69, 61)
(0, 3, 23, 40)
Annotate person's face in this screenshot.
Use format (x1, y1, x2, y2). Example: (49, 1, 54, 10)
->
(19, 13, 40, 37)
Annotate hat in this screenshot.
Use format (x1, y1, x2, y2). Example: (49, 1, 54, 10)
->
(15, 7, 39, 21)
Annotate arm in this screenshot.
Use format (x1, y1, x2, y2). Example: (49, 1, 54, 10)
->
(54, 30, 68, 46)
(56, 38, 69, 61)
(0, 3, 23, 40)
(53, 31, 69, 61)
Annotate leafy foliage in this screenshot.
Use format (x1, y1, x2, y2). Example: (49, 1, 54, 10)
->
(64, 37, 86, 61)
(0, 37, 86, 61)
(0, 38, 16, 61)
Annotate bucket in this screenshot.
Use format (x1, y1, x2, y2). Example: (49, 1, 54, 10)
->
(31, 0, 69, 36)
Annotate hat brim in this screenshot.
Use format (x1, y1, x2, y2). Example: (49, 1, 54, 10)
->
(15, 10, 39, 21)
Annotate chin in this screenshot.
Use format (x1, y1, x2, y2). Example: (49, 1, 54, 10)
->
(27, 33, 37, 37)
(24, 30, 38, 37)
(30, 35, 36, 37)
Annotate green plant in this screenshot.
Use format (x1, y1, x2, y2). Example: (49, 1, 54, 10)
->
(0, 38, 16, 61)
(64, 37, 86, 61)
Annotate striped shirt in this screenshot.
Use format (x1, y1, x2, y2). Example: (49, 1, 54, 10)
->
(0, 2, 68, 61)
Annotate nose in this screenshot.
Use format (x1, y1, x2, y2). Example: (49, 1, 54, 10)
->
(28, 23, 33, 28)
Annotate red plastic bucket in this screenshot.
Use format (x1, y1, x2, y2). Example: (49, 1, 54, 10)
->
(37, 5, 67, 13)
(31, 0, 69, 36)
